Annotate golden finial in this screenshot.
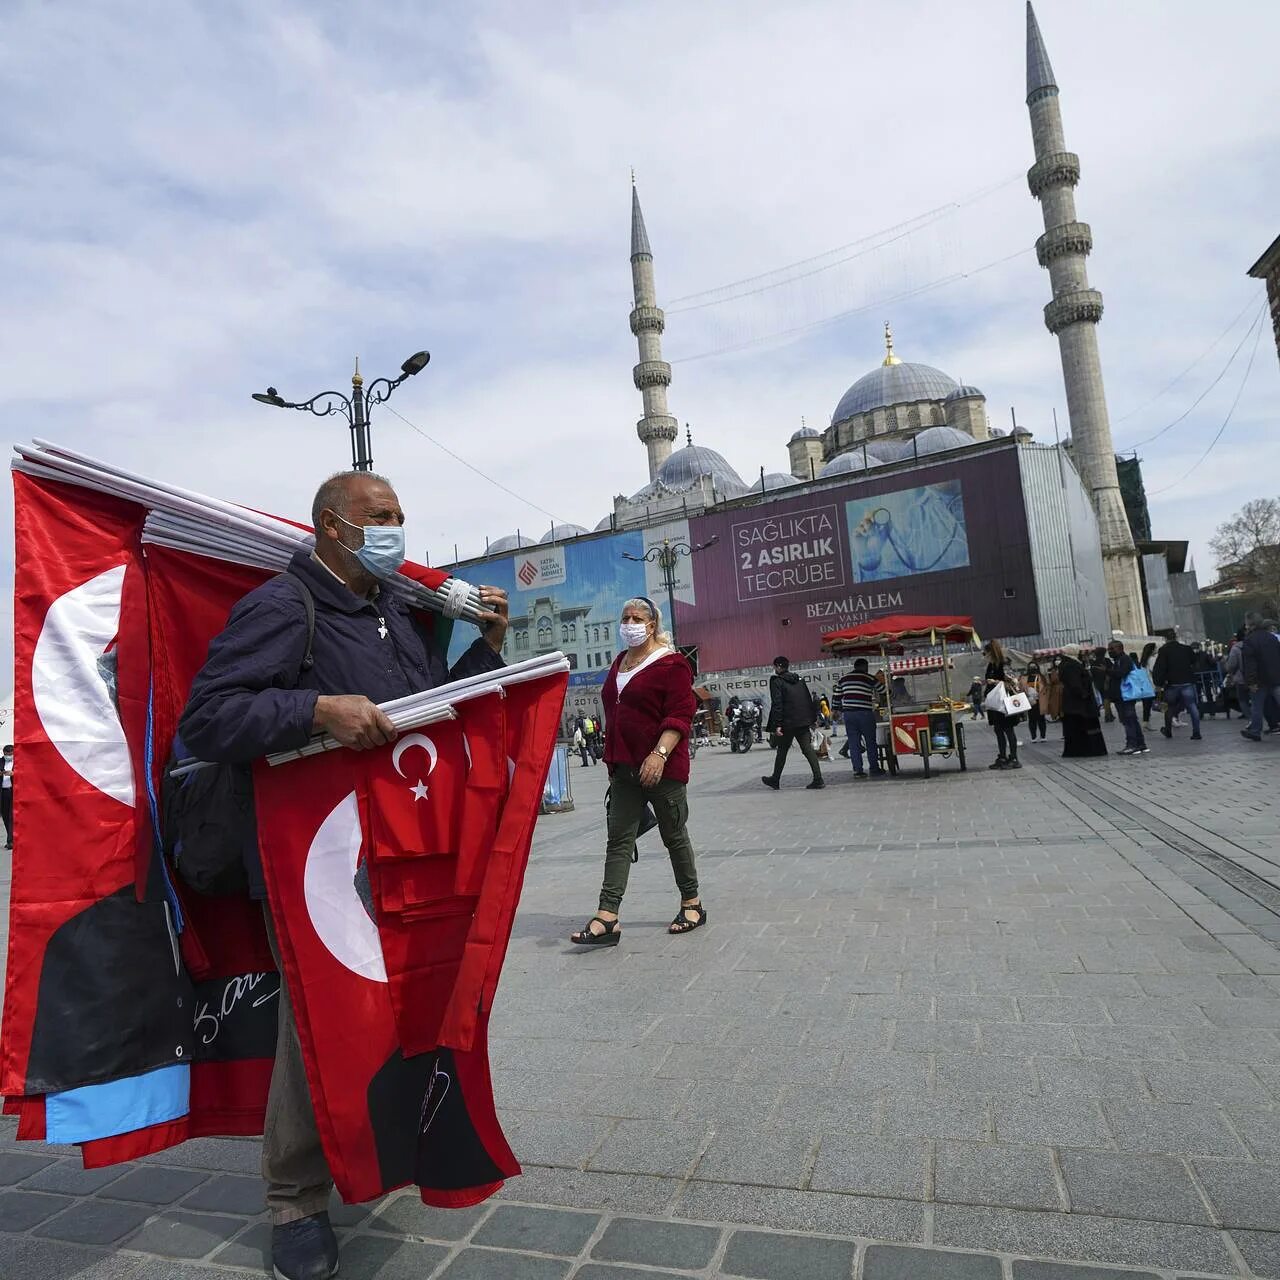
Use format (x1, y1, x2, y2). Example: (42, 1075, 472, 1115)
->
(630, 166, 636, 186)
(352, 356, 363, 387)
(686, 424, 693, 447)
(882, 321, 901, 367)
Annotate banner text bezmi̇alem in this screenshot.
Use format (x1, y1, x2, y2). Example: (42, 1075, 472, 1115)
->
(732, 505, 845, 602)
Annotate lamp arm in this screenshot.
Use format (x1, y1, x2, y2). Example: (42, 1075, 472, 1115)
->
(363, 373, 409, 407)
(284, 391, 354, 419)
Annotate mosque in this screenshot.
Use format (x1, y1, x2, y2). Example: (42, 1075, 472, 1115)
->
(462, 5, 1198, 706)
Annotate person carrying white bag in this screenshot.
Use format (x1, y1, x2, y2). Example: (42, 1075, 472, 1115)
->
(982, 639, 1030, 771)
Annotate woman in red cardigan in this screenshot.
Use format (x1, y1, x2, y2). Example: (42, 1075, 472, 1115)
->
(570, 596, 705, 946)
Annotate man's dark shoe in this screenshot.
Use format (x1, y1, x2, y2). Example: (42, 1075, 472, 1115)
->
(1004, 759, 1023, 770)
(988, 758, 1007, 770)
(760, 776, 780, 790)
(806, 779, 825, 790)
(272, 1213, 338, 1280)
(1242, 729, 1263, 742)
(1160, 727, 1172, 738)
(852, 770, 868, 778)
(1190, 733, 1202, 740)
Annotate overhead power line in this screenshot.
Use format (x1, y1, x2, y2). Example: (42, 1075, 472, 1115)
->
(670, 247, 1034, 365)
(1128, 299, 1268, 450)
(386, 405, 564, 527)
(665, 173, 1022, 313)
(1147, 307, 1267, 498)
(1115, 294, 1262, 427)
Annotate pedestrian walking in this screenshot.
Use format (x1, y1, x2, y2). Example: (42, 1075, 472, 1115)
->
(1153, 635, 1202, 741)
(572, 723, 593, 767)
(1023, 662, 1048, 741)
(1138, 642, 1157, 725)
(1241, 615, 1280, 743)
(967, 677, 983, 720)
(1044, 658, 1064, 721)
(1107, 639, 1149, 755)
(761, 656, 824, 790)
(571, 596, 704, 945)
(983, 640, 1023, 770)
(835, 658, 883, 778)
(1, 744, 12, 849)
(1058, 643, 1107, 757)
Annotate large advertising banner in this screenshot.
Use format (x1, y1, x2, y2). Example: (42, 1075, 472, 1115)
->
(679, 448, 1039, 672)
(846, 480, 969, 582)
(447, 531, 646, 721)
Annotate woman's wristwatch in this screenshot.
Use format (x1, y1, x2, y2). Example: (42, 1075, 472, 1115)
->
(649, 746, 669, 761)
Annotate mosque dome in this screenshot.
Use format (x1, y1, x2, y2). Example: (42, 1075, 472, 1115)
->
(868, 438, 915, 462)
(832, 363, 959, 424)
(788, 425, 821, 443)
(944, 384, 984, 402)
(761, 471, 800, 490)
(655, 438, 750, 498)
(911, 425, 979, 456)
(819, 450, 885, 477)
(540, 522, 589, 544)
(487, 532, 536, 555)
(594, 515, 615, 531)
(830, 325, 959, 425)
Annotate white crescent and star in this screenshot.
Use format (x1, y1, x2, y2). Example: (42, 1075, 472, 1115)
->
(31, 564, 136, 808)
(392, 732, 437, 802)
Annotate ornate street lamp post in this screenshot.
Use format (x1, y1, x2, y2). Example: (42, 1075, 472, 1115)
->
(622, 535, 718, 650)
(251, 350, 430, 472)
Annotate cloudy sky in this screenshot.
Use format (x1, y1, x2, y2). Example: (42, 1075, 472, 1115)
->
(2, 0, 1277, 683)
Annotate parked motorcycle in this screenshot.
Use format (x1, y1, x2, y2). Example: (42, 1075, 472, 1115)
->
(729, 702, 760, 753)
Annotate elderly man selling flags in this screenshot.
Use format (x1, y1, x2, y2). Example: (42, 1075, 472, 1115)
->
(179, 470, 508, 1280)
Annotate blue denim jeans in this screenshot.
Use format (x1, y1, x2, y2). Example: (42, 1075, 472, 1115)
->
(1118, 700, 1146, 750)
(1163, 683, 1201, 735)
(1248, 686, 1280, 737)
(843, 710, 881, 774)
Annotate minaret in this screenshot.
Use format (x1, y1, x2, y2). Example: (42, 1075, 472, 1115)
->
(629, 178, 678, 480)
(1026, 2, 1146, 635)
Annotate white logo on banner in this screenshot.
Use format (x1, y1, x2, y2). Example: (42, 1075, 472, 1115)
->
(514, 546, 566, 591)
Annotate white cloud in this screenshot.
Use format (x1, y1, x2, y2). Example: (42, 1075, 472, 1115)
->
(1, 0, 1278, 685)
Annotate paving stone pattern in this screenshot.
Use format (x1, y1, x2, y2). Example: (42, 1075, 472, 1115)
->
(1, 716, 1279, 1276)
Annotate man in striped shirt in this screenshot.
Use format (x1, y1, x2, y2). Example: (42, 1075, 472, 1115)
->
(835, 659, 883, 778)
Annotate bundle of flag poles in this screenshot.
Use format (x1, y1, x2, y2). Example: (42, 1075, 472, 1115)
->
(11, 439, 486, 623)
(265, 653, 571, 765)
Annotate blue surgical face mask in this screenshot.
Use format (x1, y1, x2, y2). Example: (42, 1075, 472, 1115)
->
(335, 513, 406, 579)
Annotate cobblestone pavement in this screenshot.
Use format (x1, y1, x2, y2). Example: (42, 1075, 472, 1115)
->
(1, 713, 1279, 1278)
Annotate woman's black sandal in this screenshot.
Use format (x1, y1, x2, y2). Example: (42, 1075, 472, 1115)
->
(571, 916, 621, 946)
(669, 902, 706, 934)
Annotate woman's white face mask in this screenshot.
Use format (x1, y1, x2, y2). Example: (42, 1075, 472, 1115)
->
(619, 621, 650, 649)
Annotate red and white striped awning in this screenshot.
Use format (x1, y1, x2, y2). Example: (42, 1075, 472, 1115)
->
(885, 656, 954, 675)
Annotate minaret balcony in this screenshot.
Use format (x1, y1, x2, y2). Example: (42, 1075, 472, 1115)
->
(1044, 289, 1104, 334)
(633, 360, 672, 390)
(629, 305, 666, 336)
(636, 414, 678, 442)
(1036, 221, 1093, 267)
(1027, 151, 1080, 199)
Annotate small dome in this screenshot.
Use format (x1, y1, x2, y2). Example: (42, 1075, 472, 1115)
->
(911, 425, 978, 456)
(761, 471, 800, 490)
(831, 362, 959, 424)
(487, 532, 535, 555)
(867, 438, 914, 462)
(540, 522, 589, 544)
(789, 426, 821, 443)
(656, 441, 750, 498)
(594, 514, 615, 531)
(820, 451, 878, 477)
(944, 384, 984, 402)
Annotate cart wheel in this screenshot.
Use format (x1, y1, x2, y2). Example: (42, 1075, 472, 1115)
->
(957, 722, 967, 771)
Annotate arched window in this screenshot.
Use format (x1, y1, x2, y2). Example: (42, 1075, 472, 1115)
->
(886, 406, 899, 431)
(602, 623, 610, 639)
(906, 406, 921, 430)
(561, 624, 569, 643)
(569, 622, 577, 641)
(537, 618, 552, 647)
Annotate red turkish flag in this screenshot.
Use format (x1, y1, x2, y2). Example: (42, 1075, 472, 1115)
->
(253, 666, 567, 1206)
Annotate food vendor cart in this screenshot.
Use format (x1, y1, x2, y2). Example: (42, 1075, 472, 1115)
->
(822, 614, 981, 778)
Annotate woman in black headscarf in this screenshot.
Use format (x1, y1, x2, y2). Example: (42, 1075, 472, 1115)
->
(1059, 643, 1108, 757)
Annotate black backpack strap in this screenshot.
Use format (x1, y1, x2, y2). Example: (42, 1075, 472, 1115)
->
(283, 570, 316, 672)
